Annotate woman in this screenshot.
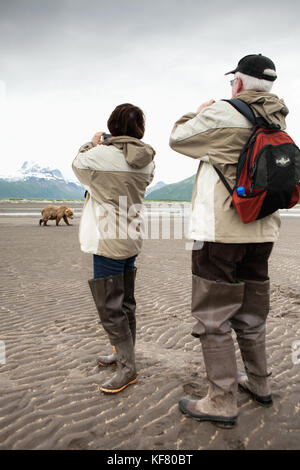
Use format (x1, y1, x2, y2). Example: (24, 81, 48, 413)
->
(72, 103, 155, 393)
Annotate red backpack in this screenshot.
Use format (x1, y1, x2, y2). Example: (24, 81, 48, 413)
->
(214, 99, 300, 223)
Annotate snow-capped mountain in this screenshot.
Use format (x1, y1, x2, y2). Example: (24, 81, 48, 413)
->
(1, 161, 73, 183)
(18, 161, 65, 180)
(0, 161, 84, 199)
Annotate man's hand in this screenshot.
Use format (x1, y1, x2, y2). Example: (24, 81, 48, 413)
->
(91, 131, 106, 145)
(196, 99, 215, 114)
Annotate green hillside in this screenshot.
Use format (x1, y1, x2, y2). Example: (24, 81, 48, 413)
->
(145, 174, 196, 201)
(0, 180, 85, 200)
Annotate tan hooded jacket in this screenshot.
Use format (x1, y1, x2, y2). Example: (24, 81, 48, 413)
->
(72, 136, 155, 259)
(169, 91, 289, 243)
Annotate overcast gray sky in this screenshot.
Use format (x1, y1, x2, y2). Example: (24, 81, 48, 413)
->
(0, 0, 299, 183)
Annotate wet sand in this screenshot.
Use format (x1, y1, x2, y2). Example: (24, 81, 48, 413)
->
(0, 202, 299, 450)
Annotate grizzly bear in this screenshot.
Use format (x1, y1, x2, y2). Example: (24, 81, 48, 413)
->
(39, 205, 74, 226)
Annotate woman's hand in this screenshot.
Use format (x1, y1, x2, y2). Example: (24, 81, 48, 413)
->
(196, 99, 215, 114)
(91, 131, 106, 145)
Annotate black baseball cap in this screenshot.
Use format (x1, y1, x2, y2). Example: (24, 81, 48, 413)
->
(225, 54, 277, 81)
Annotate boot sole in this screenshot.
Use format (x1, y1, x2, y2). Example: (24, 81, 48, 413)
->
(97, 360, 117, 367)
(238, 383, 273, 407)
(99, 378, 137, 394)
(179, 400, 237, 428)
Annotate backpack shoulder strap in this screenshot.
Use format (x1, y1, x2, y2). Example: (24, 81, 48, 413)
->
(212, 99, 257, 197)
(213, 165, 234, 196)
(224, 98, 277, 128)
(223, 98, 257, 125)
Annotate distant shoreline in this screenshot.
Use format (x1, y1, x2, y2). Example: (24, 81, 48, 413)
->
(0, 198, 191, 204)
(0, 198, 299, 208)
(0, 198, 85, 203)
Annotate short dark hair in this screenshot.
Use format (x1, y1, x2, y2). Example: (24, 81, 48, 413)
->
(107, 103, 145, 139)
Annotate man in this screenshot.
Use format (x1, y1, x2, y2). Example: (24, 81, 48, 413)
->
(169, 54, 288, 427)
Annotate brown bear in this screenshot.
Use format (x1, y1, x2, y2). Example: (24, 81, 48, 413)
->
(39, 205, 74, 226)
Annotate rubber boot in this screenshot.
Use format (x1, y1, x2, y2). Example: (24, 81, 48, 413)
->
(99, 336, 137, 393)
(231, 280, 273, 406)
(179, 333, 238, 428)
(97, 346, 117, 367)
(237, 371, 272, 406)
(96, 268, 137, 366)
(122, 268, 137, 345)
(179, 275, 244, 428)
(190, 275, 245, 338)
(88, 274, 132, 368)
